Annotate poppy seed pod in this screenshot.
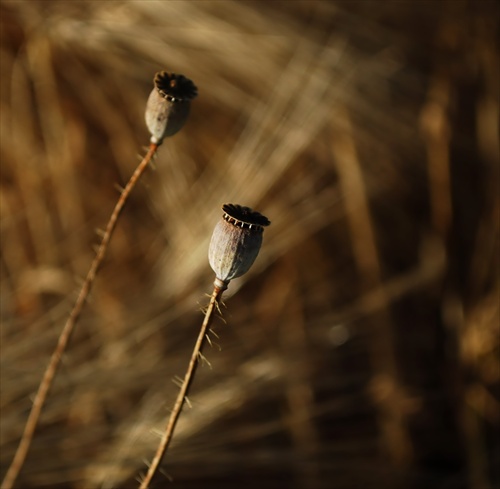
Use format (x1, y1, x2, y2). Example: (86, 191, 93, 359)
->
(209, 204, 270, 290)
(145, 71, 197, 144)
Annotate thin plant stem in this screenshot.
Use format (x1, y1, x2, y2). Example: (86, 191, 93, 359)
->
(1, 142, 159, 489)
(139, 284, 225, 489)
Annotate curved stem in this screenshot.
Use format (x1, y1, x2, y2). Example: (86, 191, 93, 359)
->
(139, 283, 225, 489)
(2, 143, 159, 489)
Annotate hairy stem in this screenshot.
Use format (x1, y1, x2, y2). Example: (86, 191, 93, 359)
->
(2, 143, 159, 489)
(139, 284, 225, 489)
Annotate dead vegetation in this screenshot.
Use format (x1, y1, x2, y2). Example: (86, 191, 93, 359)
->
(0, 1, 498, 488)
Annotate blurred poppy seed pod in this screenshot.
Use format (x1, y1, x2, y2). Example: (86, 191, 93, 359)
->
(145, 71, 197, 144)
(209, 204, 271, 290)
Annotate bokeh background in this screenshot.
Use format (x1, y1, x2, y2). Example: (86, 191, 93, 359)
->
(1, 1, 498, 488)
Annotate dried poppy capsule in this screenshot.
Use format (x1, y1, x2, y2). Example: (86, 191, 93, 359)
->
(145, 71, 197, 144)
(209, 203, 270, 291)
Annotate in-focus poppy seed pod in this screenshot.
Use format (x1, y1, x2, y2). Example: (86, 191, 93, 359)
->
(145, 71, 197, 144)
(209, 204, 271, 291)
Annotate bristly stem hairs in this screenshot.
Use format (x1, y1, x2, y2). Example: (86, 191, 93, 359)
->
(1, 72, 197, 489)
(139, 204, 270, 488)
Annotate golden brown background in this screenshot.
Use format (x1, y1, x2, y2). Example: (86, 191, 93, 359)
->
(1, 1, 498, 488)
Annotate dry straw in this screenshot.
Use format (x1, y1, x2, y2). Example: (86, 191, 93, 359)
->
(1, 72, 197, 489)
(2, 3, 497, 489)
